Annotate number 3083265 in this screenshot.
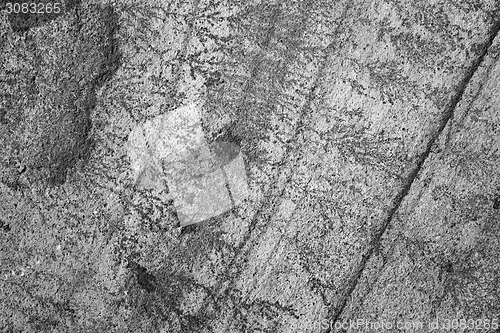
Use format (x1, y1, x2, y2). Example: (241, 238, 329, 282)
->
(3, 2, 62, 14)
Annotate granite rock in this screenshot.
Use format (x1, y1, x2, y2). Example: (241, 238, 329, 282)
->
(1, 0, 499, 332)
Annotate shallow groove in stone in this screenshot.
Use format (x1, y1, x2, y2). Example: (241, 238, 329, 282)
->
(327, 19, 500, 331)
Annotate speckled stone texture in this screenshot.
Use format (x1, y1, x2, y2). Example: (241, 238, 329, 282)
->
(0, 1, 119, 186)
(337, 33, 500, 332)
(1, 0, 499, 332)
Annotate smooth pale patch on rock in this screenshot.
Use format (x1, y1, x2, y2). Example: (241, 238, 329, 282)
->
(126, 103, 249, 226)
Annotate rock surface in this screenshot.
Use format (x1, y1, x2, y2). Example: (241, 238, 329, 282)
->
(1, 0, 499, 332)
(0, 1, 119, 186)
(338, 33, 500, 332)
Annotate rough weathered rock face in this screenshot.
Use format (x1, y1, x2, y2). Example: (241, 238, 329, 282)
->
(338, 34, 500, 332)
(0, 2, 119, 186)
(1, 0, 500, 332)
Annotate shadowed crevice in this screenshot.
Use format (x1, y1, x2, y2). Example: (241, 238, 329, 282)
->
(47, 3, 121, 185)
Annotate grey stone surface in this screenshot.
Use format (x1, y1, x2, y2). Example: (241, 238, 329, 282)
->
(0, 1, 119, 186)
(0, 0, 499, 332)
(338, 33, 500, 333)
